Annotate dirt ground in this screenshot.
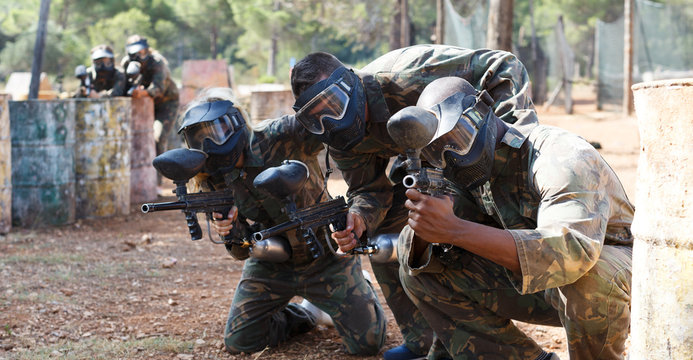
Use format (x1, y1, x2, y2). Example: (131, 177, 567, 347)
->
(0, 85, 638, 360)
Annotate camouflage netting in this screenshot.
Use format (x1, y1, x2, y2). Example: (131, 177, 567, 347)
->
(596, 0, 693, 109)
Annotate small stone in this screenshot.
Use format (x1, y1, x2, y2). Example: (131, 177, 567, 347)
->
(162, 257, 177, 268)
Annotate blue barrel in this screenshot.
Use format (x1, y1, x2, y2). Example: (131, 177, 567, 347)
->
(10, 100, 76, 227)
(73, 98, 132, 219)
(0, 94, 10, 233)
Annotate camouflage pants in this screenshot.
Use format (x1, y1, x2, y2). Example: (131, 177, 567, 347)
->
(154, 99, 179, 156)
(224, 253, 386, 355)
(372, 183, 449, 358)
(399, 244, 632, 360)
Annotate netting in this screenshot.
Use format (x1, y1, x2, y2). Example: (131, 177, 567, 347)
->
(596, 0, 693, 109)
(443, 0, 488, 50)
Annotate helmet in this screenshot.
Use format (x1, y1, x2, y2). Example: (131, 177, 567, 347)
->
(292, 66, 366, 151)
(126, 35, 149, 54)
(125, 35, 150, 62)
(417, 78, 498, 190)
(90, 44, 115, 73)
(178, 100, 249, 177)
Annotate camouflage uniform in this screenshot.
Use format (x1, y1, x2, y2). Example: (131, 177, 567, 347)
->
(331, 44, 536, 357)
(75, 66, 126, 97)
(398, 121, 634, 359)
(122, 51, 180, 155)
(216, 115, 386, 355)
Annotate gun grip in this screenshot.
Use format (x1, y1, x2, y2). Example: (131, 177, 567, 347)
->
(214, 208, 247, 246)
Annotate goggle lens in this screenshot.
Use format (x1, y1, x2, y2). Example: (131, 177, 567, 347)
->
(295, 80, 350, 134)
(183, 114, 242, 151)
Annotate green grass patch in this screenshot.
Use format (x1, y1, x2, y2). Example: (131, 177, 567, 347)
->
(10, 336, 194, 360)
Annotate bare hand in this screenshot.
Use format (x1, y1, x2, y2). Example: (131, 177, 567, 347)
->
(131, 88, 149, 98)
(211, 207, 238, 236)
(404, 189, 458, 244)
(331, 212, 366, 252)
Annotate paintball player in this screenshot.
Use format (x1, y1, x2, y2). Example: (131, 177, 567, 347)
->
(290, 44, 536, 360)
(397, 77, 633, 359)
(74, 44, 126, 98)
(178, 88, 386, 355)
(122, 34, 180, 158)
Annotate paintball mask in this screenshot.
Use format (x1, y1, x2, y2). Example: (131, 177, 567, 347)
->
(91, 47, 115, 73)
(178, 100, 249, 179)
(292, 66, 366, 151)
(126, 37, 150, 62)
(420, 89, 497, 190)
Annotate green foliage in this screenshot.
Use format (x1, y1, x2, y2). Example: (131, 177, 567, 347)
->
(4, 0, 688, 88)
(258, 74, 277, 84)
(87, 8, 155, 60)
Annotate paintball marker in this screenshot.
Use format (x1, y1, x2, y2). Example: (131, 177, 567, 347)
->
(74, 65, 91, 97)
(387, 106, 458, 197)
(251, 160, 379, 259)
(140, 148, 248, 247)
(125, 61, 142, 96)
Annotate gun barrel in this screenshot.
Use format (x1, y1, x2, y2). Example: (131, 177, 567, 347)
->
(403, 174, 418, 189)
(141, 201, 186, 213)
(253, 221, 300, 242)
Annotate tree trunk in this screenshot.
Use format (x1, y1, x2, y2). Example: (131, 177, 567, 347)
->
(486, 0, 513, 52)
(267, 0, 280, 77)
(400, 0, 411, 48)
(435, 0, 445, 44)
(29, 0, 51, 100)
(210, 26, 218, 59)
(390, 0, 412, 50)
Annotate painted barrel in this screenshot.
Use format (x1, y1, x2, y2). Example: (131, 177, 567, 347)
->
(10, 100, 76, 227)
(130, 96, 157, 203)
(630, 78, 693, 358)
(0, 94, 11, 233)
(73, 98, 131, 219)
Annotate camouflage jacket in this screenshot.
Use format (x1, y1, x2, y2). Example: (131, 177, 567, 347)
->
(332, 44, 538, 235)
(76, 66, 127, 97)
(217, 115, 328, 263)
(121, 51, 179, 104)
(403, 121, 635, 295)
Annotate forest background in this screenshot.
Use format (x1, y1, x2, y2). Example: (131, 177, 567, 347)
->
(2, 0, 689, 93)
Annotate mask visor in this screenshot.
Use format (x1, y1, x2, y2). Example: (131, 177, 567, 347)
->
(421, 112, 479, 168)
(183, 113, 243, 151)
(294, 81, 351, 134)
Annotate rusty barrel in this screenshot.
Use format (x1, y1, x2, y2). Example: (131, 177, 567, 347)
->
(630, 78, 693, 358)
(0, 94, 10, 233)
(130, 96, 157, 203)
(73, 98, 131, 219)
(10, 100, 76, 227)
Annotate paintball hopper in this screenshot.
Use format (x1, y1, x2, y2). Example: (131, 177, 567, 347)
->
(74, 64, 87, 78)
(253, 160, 310, 200)
(126, 61, 141, 77)
(386, 106, 438, 151)
(152, 148, 207, 182)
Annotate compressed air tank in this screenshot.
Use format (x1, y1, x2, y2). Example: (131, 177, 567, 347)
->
(630, 78, 693, 358)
